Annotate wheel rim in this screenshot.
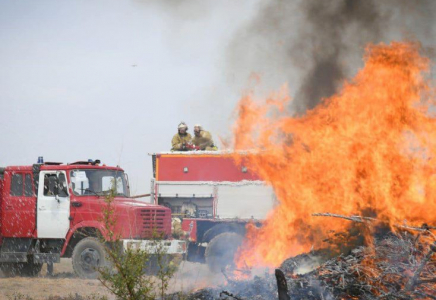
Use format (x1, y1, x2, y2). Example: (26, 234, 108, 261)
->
(80, 248, 101, 273)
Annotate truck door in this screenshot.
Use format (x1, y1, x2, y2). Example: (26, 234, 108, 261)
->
(37, 171, 70, 238)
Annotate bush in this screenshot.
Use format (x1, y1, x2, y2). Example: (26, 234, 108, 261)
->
(97, 186, 177, 300)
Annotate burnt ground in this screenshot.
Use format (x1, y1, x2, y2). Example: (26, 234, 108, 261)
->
(0, 259, 227, 300)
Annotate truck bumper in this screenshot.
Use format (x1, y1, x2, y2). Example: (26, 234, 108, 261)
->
(122, 239, 187, 255)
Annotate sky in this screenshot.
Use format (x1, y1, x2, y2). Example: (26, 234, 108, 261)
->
(2, 0, 435, 197)
(0, 0, 263, 195)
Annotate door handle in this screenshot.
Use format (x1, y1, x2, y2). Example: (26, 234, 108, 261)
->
(72, 202, 82, 207)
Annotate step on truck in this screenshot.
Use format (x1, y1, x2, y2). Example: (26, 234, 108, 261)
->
(150, 151, 276, 272)
(0, 158, 186, 279)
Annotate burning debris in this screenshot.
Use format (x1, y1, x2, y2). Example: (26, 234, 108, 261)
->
(176, 222, 435, 300)
(282, 232, 436, 299)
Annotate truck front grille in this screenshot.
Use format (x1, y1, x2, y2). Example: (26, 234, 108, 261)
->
(140, 208, 171, 238)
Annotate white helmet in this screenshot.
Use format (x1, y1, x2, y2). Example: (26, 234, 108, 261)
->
(178, 122, 188, 130)
(194, 124, 202, 131)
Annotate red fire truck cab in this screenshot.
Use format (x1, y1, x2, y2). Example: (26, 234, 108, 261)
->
(0, 159, 186, 279)
(151, 152, 275, 272)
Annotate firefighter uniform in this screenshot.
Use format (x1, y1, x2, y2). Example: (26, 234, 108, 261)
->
(171, 133, 192, 151)
(192, 130, 217, 151)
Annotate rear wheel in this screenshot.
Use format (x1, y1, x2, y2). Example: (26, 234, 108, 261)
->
(72, 237, 108, 279)
(205, 232, 243, 273)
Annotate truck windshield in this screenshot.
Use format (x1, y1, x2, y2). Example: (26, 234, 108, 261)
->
(70, 169, 128, 197)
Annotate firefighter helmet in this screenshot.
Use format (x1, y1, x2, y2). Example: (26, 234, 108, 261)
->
(178, 122, 188, 130)
(194, 124, 202, 131)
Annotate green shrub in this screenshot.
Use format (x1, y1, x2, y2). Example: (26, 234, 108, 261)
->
(98, 185, 177, 300)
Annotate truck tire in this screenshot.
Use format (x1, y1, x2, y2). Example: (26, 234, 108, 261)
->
(72, 237, 108, 279)
(205, 232, 243, 273)
(202, 224, 246, 243)
(0, 261, 43, 277)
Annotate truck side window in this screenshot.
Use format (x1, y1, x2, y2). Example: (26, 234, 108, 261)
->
(10, 173, 23, 196)
(24, 174, 34, 197)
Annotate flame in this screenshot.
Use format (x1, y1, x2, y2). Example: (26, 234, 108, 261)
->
(232, 41, 436, 268)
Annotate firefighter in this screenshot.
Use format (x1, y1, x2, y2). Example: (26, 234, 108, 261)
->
(192, 124, 218, 151)
(171, 122, 192, 151)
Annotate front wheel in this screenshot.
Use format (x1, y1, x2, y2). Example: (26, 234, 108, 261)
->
(72, 237, 108, 279)
(205, 232, 243, 273)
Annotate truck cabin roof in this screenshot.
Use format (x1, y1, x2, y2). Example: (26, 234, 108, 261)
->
(2, 163, 123, 172)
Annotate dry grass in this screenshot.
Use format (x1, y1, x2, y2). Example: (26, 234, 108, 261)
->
(0, 258, 225, 300)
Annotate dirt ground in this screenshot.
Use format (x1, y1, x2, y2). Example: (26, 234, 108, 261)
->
(0, 259, 226, 300)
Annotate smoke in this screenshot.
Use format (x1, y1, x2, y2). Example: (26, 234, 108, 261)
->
(292, 0, 384, 112)
(227, 0, 436, 114)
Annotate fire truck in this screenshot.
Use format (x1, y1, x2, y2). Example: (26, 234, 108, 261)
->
(0, 158, 186, 279)
(150, 152, 275, 272)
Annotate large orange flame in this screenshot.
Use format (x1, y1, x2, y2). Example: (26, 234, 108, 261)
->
(232, 42, 436, 268)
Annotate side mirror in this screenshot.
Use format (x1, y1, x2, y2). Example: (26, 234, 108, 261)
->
(124, 173, 131, 197)
(60, 182, 68, 196)
(56, 172, 68, 197)
(53, 179, 60, 196)
(48, 175, 60, 196)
